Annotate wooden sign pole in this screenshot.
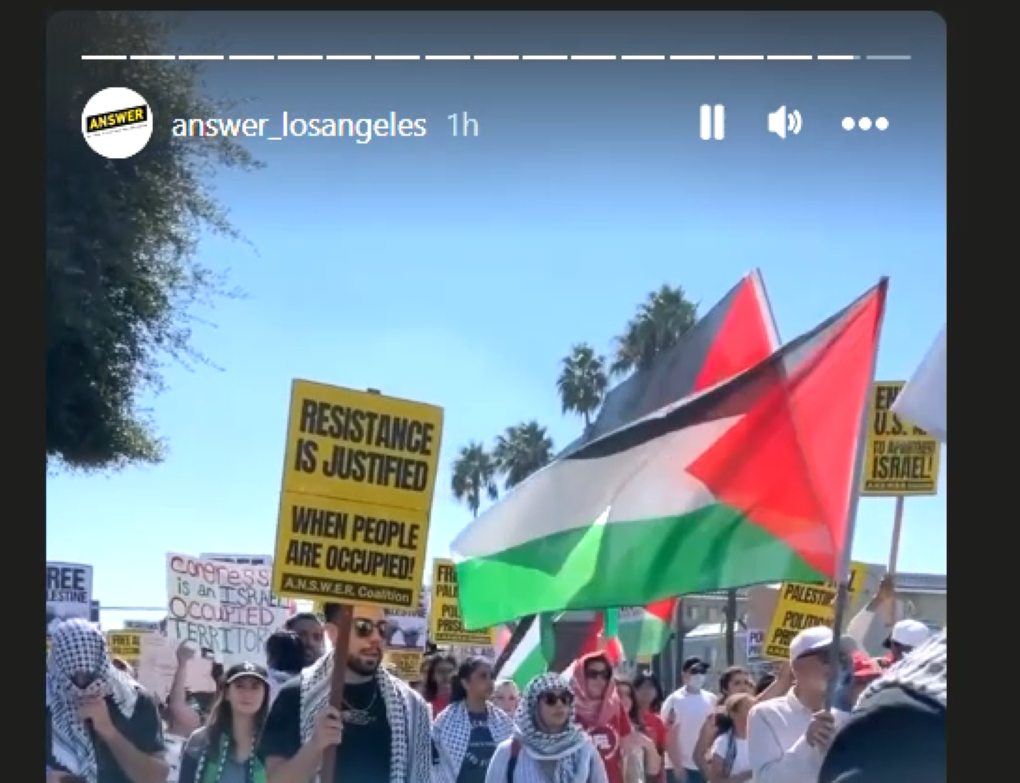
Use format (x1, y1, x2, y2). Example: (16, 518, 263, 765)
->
(321, 389, 381, 783)
(319, 604, 353, 783)
(885, 496, 906, 623)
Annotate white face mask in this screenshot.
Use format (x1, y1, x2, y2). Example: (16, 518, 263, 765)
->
(688, 673, 706, 689)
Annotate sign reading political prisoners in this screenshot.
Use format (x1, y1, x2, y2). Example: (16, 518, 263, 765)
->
(430, 559, 496, 646)
(166, 553, 292, 666)
(107, 631, 143, 666)
(763, 561, 867, 660)
(46, 562, 94, 634)
(861, 381, 942, 496)
(273, 380, 443, 611)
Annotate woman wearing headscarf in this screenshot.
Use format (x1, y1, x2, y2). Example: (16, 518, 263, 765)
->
(568, 652, 635, 783)
(46, 619, 168, 783)
(485, 673, 609, 783)
(432, 657, 514, 783)
(178, 663, 271, 783)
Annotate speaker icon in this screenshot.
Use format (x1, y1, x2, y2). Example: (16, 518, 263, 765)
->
(767, 106, 803, 139)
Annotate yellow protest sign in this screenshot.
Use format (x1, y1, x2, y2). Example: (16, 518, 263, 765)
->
(280, 380, 444, 513)
(273, 381, 443, 611)
(429, 559, 496, 646)
(107, 631, 143, 665)
(861, 381, 942, 496)
(384, 650, 424, 682)
(763, 561, 867, 660)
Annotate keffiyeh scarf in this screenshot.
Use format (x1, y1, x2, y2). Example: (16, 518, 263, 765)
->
(858, 628, 947, 708)
(192, 731, 265, 783)
(432, 700, 514, 783)
(513, 673, 592, 783)
(299, 650, 430, 783)
(47, 619, 140, 783)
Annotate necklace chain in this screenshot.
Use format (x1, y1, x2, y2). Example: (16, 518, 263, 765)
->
(343, 685, 378, 713)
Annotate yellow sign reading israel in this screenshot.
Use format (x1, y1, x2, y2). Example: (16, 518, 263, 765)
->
(107, 631, 143, 665)
(429, 559, 496, 646)
(861, 381, 942, 496)
(763, 561, 867, 660)
(274, 381, 443, 611)
(282, 380, 444, 513)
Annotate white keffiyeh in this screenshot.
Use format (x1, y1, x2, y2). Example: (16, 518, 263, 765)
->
(47, 619, 140, 783)
(860, 628, 947, 708)
(432, 700, 514, 783)
(299, 649, 431, 783)
(512, 674, 591, 783)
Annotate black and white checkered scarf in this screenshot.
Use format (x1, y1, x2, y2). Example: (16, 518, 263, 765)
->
(47, 619, 139, 783)
(512, 674, 591, 783)
(858, 628, 946, 708)
(432, 699, 514, 783)
(298, 650, 432, 783)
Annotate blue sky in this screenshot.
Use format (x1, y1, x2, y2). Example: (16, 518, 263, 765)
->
(48, 11, 946, 628)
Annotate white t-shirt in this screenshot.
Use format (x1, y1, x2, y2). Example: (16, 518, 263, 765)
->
(711, 733, 750, 777)
(660, 688, 718, 770)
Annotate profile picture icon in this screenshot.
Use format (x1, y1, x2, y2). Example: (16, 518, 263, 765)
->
(81, 86, 153, 159)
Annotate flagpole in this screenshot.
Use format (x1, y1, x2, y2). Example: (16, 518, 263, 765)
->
(825, 278, 889, 711)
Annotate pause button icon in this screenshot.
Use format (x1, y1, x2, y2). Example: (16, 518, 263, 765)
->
(700, 104, 725, 141)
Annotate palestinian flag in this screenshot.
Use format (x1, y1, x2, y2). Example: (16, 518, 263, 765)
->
(546, 271, 782, 660)
(453, 280, 887, 628)
(494, 614, 554, 688)
(578, 601, 679, 661)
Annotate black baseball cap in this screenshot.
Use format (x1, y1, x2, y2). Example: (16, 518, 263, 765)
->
(682, 656, 709, 674)
(224, 662, 269, 685)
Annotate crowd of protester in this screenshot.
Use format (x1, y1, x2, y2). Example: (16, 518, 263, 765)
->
(46, 583, 946, 783)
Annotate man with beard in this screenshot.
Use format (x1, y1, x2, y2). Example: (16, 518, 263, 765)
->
(284, 612, 326, 667)
(259, 603, 432, 783)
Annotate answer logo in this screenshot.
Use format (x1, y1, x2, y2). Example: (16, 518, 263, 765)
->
(81, 87, 153, 159)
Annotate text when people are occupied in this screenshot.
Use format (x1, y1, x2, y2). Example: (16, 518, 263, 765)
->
(285, 504, 420, 580)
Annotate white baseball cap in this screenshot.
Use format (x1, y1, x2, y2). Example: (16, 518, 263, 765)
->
(884, 619, 932, 650)
(789, 626, 834, 661)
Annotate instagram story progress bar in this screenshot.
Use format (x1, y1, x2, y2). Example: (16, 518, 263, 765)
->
(700, 105, 725, 141)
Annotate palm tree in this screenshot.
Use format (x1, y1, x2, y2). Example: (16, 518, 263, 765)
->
(556, 343, 609, 429)
(610, 284, 699, 377)
(450, 441, 499, 517)
(493, 420, 555, 490)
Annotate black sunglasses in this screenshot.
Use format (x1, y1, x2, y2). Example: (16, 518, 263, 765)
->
(801, 649, 850, 668)
(541, 690, 574, 706)
(585, 667, 611, 680)
(352, 619, 390, 639)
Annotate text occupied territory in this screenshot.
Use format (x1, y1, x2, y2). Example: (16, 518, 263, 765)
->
(284, 399, 433, 603)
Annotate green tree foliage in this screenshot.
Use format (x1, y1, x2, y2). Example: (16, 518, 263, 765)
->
(46, 12, 261, 471)
(450, 442, 500, 518)
(556, 343, 609, 429)
(610, 284, 699, 377)
(493, 420, 555, 490)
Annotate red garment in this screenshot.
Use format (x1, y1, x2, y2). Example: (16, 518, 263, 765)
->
(569, 653, 633, 783)
(429, 693, 449, 717)
(641, 711, 668, 783)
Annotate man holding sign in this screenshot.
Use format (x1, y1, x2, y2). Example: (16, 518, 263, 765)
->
(258, 602, 432, 783)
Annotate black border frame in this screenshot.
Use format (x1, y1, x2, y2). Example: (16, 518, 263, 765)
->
(42, 2, 968, 772)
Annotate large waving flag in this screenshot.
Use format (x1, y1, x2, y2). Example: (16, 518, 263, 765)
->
(453, 281, 887, 628)
(556, 271, 782, 659)
(892, 325, 946, 443)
